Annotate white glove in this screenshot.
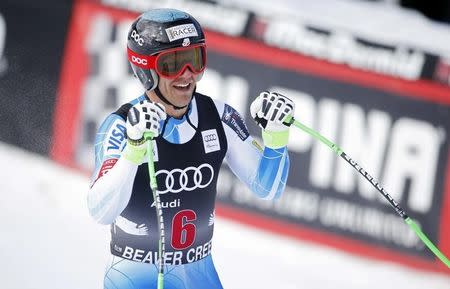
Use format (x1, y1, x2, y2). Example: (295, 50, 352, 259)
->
(126, 100, 167, 145)
(250, 91, 295, 149)
(123, 100, 166, 164)
(250, 91, 295, 132)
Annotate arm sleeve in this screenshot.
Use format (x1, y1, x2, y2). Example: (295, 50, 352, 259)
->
(214, 100, 290, 200)
(87, 114, 138, 225)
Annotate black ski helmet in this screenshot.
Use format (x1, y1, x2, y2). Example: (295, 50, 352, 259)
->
(127, 9, 206, 91)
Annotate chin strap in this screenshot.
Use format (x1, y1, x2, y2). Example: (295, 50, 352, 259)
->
(153, 86, 196, 135)
(154, 87, 189, 110)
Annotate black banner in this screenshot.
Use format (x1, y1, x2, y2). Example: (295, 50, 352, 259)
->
(0, 0, 72, 154)
(206, 50, 450, 259)
(246, 16, 446, 85)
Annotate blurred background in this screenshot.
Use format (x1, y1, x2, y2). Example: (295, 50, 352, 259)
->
(0, 0, 449, 288)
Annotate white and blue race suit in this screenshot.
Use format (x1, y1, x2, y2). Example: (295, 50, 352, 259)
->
(87, 92, 290, 289)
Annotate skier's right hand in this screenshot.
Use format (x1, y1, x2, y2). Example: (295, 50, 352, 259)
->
(126, 100, 167, 146)
(123, 100, 166, 164)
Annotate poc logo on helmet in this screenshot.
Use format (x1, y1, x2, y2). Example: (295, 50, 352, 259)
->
(131, 55, 147, 65)
(131, 30, 144, 46)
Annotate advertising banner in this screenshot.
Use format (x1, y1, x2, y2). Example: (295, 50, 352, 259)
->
(210, 49, 450, 265)
(51, 0, 450, 272)
(98, 0, 450, 88)
(245, 15, 449, 87)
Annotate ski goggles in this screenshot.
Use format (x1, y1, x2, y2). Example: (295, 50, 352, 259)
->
(127, 44, 207, 78)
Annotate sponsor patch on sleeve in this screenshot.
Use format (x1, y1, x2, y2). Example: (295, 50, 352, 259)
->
(104, 119, 127, 155)
(93, 158, 118, 185)
(222, 104, 250, 141)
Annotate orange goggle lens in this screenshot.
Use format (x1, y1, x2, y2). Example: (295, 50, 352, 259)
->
(156, 45, 206, 78)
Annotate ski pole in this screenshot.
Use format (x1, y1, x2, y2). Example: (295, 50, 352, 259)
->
(282, 116, 450, 268)
(144, 132, 166, 289)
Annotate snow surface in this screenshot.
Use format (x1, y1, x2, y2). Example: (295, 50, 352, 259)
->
(0, 142, 448, 289)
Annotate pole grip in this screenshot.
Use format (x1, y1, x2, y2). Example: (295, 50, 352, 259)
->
(145, 132, 157, 191)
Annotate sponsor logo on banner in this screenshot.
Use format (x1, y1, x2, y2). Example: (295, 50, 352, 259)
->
(253, 17, 425, 80)
(222, 104, 249, 141)
(166, 24, 198, 42)
(201, 129, 220, 154)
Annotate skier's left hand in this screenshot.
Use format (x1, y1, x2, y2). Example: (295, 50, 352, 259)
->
(250, 91, 295, 148)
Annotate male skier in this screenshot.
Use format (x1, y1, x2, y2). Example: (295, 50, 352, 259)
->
(87, 8, 295, 289)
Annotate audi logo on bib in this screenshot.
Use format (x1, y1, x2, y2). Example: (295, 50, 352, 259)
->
(203, 134, 217, 142)
(156, 163, 214, 194)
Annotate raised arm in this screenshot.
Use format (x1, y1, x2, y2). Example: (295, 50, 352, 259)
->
(87, 101, 166, 224)
(214, 95, 292, 200)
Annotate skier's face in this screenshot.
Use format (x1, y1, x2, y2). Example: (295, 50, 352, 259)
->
(157, 67, 197, 113)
